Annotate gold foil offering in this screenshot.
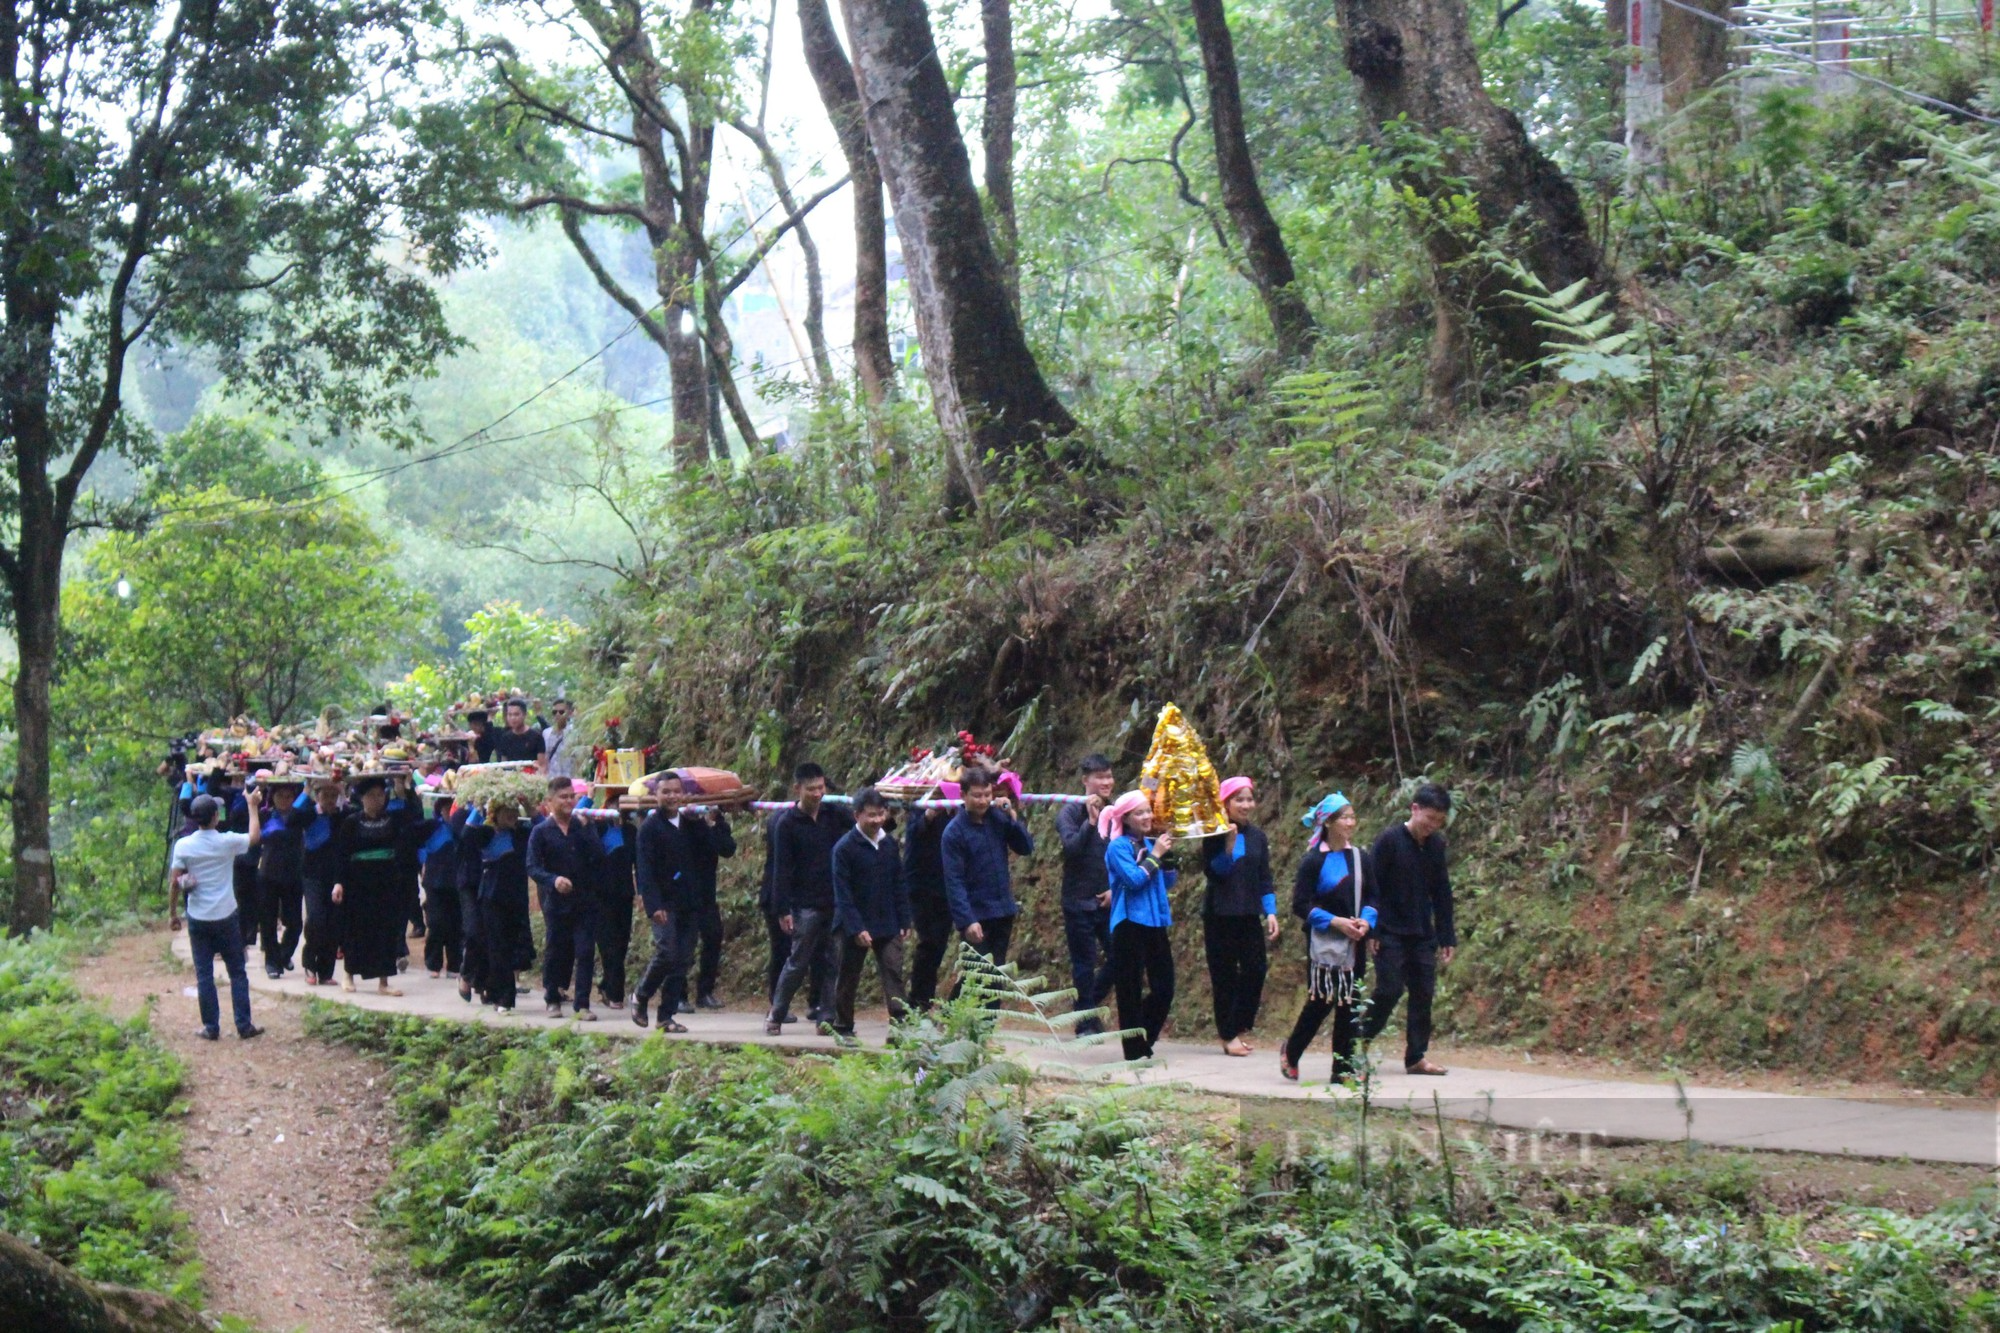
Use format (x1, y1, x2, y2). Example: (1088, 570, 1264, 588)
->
(1139, 703, 1231, 839)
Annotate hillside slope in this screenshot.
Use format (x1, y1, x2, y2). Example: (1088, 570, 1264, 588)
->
(592, 91, 2000, 1093)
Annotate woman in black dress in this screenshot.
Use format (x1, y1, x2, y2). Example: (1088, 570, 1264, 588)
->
(332, 777, 411, 995)
(461, 799, 535, 1013)
(1279, 793, 1379, 1085)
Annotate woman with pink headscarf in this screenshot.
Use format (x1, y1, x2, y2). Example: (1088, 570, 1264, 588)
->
(1202, 777, 1277, 1056)
(1101, 791, 1177, 1061)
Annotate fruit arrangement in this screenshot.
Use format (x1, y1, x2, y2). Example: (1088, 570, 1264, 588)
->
(876, 731, 1002, 800)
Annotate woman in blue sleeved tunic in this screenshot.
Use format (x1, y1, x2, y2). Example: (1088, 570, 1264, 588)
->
(1279, 793, 1379, 1085)
(1102, 791, 1178, 1062)
(460, 800, 534, 1013)
(1202, 776, 1278, 1056)
(299, 781, 346, 985)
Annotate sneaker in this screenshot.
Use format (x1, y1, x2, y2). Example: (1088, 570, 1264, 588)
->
(544, 1003, 564, 1018)
(195, 1027, 220, 1041)
(697, 992, 725, 1010)
(574, 1008, 598, 1022)
(265, 967, 283, 980)
(676, 998, 695, 1015)
(238, 1025, 264, 1040)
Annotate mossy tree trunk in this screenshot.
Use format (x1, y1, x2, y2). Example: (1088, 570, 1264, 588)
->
(1333, 0, 1609, 401)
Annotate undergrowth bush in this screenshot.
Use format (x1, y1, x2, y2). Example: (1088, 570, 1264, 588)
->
(0, 932, 196, 1301)
(309, 968, 2000, 1332)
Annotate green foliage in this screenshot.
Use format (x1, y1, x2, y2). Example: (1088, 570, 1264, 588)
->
(1501, 264, 1648, 385)
(0, 934, 196, 1301)
(387, 600, 586, 728)
(313, 990, 2000, 1333)
(1270, 370, 1383, 467)
(60, 476, 431, 732)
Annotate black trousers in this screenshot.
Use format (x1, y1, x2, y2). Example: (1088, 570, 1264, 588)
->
(764, 908, 788, 1003)
(834, 934, 909, 1033)
(300, 876, 339, 982)
(255, 875, 302, 972)
(769, 907, 841, 1021)
(1361, 935, 1439, 1068)
(678, 899, 724, 1004)
(1062, 904, 1115, 1032)
(1203, 913, 1268, 1040)
(481, 888, 533, 1010)
(543, 903, 598, 1009)
(596, 892, 634, 1004)
(1285, 991, 1363, 1079)
(907, 892, 954, 1010)
(634, 912, 697, 1009)
(1111, 920, 1175, 1060)
(765, 907, 832, 1014)
(457, 882, 487, 997)
(423, 877, 463, 975)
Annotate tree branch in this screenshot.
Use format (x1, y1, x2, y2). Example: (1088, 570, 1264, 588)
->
(555, 209, 676, 355)
(515, 192, 652, 226)
(714, 175, 849, 300)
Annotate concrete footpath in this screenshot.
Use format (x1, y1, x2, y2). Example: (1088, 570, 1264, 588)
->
(172, 934, 1998, 1167)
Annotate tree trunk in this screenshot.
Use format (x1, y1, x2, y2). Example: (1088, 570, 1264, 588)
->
(8, 506, 59, 935)
(798, 0, 895, 406)
(841, 0, 1075, 509)
(625, 104, 711, 466)
(981, 0, 1019, 307)
(1, 1228, 211, 1333)
(3, 287, 63, 935)
(1334, 0, 1608, 400)
(1188, 0, 1316, 361)
(1605, 0, 1627, 143)
(1659, 0, 1731, 111)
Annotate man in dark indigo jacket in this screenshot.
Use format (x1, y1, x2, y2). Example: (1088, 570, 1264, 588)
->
(828, 788, 913, 1040)
(940, 769, 1035, 969)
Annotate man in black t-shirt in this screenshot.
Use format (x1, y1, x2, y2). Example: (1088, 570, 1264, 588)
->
(489, 698, 548, 765)
(1360, 783, 1459, 1075)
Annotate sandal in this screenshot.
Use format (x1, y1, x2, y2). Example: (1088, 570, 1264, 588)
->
(341, 976, 356, 993)
(1279, 1052, 1299, 1082)
(1223, 1038, 1252, 1057)
(377, 984, 404, 997)
(660, 1020, 689, 1034)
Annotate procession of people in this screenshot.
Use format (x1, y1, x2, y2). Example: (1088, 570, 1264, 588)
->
(168, 700, 1461, 1085)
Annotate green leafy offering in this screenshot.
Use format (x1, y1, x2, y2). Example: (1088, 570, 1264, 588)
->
(451, 767, 551, 817)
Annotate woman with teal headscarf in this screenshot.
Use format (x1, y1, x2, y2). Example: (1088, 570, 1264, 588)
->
(1279, 792, 1379, 1084)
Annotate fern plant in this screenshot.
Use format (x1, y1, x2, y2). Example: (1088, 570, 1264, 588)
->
(1908, 116, 2000, 216)
(1271, 370, 1382, 469)
(1499, 261, 1648, 387)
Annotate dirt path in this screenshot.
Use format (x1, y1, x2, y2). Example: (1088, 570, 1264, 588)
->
(74, 929, 403, 1333)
